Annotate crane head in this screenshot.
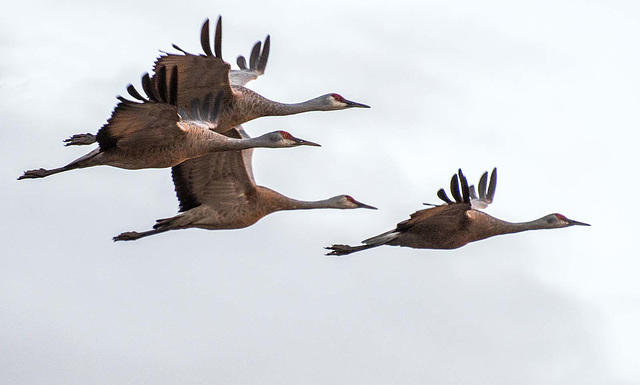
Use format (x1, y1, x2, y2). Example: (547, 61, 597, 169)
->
(262, 131, 321, 148)
(332, 195, 378, 210)
(545, 213, 590, 227)
(325, 93, 370, 110)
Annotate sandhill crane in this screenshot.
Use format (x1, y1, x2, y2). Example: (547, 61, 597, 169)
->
(18, 67, 320, 180)
(65, 17, 369, 146)
(63, 20, 273, 147)
(113, 126, 376, 241)
(325, 168, 589, 256)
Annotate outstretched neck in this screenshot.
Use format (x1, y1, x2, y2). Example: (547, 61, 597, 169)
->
(481, 216, 557, 239)
(260, 189, 337, 212)
(265, 97, 327, 116)
(207, 136, 275, 151)
(280, 197, 337, 210)
(235, 87, 328, 117)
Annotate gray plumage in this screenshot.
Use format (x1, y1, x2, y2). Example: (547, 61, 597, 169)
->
(64, 16, 369, 147)
(113, 127, 376, 241)
(19, 68, 320, 180)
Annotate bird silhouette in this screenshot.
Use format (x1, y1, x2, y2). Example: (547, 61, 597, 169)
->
(18, 67, 319, 180)
(325, 168, 589, 256)
(113, 126, 376, 241)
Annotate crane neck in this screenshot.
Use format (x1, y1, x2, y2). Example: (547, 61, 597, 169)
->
(205, 135, 274, 151)
(235, 87, 329, 117)
(477, 215, 558, 240)
(264, 97, 328, 116)
(258, 189, 339, 212)
(280, 197, 338, 210)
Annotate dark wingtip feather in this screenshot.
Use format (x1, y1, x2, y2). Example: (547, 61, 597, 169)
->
(156, 66, 168, 102)
(169, 66, 178, 106)
(249, 41, 261, 70)
(171, 44, 189, 54)
(487, 168, 497, 202)
(141, 73, 153, 100)
(437, 188, 454, 204)
(237, 56, 248, 70)
(126, 84, 146, 101)
(214, 16, 222, 58)
(458, 169, 470, 204)
(258, 35, 270, 73)
(478, 171, 488, 199)
(450, 174, 462, 203)
(200, 19, 214, 57)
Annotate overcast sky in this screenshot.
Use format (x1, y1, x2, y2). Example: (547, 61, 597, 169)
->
(2, 0, 639, 384)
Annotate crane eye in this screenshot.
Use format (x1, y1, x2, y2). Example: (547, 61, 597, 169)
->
(345, 195, 356, 203)
(278, 130, 294, 140)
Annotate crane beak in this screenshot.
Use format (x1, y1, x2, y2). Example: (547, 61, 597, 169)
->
(343, 99, 370, 109)
(567, 218, 590, 226)
(292, 137, 321, 147)
(354, 200, 378, 210)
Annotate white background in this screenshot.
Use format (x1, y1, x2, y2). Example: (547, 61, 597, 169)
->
(1, 0, 638, 384)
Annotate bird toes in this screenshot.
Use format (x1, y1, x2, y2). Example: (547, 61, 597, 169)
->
(18, 168, 47, 180)
(113, 232, 140, 242)
(64, 133, 96, 146)
(324, 245, 352, 256)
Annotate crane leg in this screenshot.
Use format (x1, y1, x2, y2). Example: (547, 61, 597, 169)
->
(18, 148, 100, 180)
(324, 243, 379, 256)
(64, 133, 97, 146)
(18, 165, 78, 180)
(113, 228, 169, 242)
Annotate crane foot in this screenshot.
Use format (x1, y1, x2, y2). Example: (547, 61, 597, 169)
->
(64, 133, 96, 146)
(113, 232, 141, 242)
(18, 168, 49, 180)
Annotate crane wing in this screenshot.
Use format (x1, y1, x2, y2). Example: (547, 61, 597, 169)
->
(230, 35, 270, 87)
(235, 126, 256, 184)
(468, 168, 497, 209)
(96, 101, 182, 151)
(96, 67, 185, 151)
(362, 204, 470, 249)
(170, 127, 256, 213)
(152, 18, 234, 113)
(436, 169, 472, 206)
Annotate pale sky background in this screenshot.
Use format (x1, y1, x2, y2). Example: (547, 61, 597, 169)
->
(2, 0, 639, 384)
